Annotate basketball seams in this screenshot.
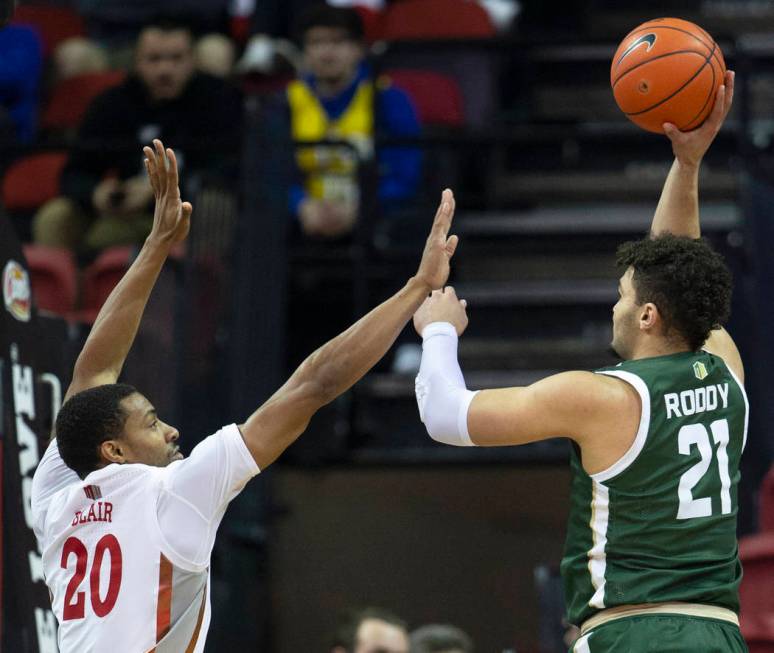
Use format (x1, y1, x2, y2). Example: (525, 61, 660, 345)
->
(615, 24, 724, 74)
(611, 49, 707, 89)
(624, 41, 717, 118)
(680, 55, 720, 130)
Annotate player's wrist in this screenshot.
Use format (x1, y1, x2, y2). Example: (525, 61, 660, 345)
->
(408, 275, 433, 295)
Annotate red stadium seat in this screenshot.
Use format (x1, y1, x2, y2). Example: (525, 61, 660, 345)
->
(11, 4, 86, 57)
(739, 533, 774, 646)
(79, 246, 135, 322)
(42, 71, 126, 132)
(761, 465, 774, 532)
(1, 152, 67, 212)
(354, 5, 384, 43)
(386, 69, 465, 127)
(382, 0, 495, 40)
(22, 244, 77, 316)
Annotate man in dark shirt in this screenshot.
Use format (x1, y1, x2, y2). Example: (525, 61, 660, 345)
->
(33, 17, 241, 252)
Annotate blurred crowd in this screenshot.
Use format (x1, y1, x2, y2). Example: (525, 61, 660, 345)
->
(328, 606, 475, 653)
(2, 1, 462, 253)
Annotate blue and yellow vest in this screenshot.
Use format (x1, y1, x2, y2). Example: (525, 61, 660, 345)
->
(287, 77, 376, 207)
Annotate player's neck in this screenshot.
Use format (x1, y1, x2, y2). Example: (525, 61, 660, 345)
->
(629, 337, 692, 361)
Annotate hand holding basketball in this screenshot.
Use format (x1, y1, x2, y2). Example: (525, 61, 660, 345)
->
(663, 70, 734, 168)
(611, 18, 726, 133)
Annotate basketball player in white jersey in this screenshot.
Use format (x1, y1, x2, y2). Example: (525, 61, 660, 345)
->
(30, 139, 459, 652)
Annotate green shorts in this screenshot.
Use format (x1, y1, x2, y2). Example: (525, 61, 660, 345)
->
(570, 614, 748, 653)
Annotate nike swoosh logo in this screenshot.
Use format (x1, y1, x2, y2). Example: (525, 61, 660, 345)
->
(617, 33, 657, 65)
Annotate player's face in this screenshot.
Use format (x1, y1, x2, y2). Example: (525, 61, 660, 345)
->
(352, 618, 409, 653)
(610, 267, 640, 359)
(135, 28, 195, 101)
(115, 392, 182, 467)
(303, 26, 363, 87)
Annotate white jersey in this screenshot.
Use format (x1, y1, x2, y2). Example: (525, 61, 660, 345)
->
(30, 424, 260, 653)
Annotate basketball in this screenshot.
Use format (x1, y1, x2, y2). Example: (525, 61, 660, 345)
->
(611, 17, 726, 134)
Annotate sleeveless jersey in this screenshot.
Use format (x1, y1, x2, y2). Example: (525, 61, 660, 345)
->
(30, 424, 259, 652)
(560, 351, 748, 626)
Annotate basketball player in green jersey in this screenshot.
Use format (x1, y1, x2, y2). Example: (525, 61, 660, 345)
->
(413, 70, 747, 652)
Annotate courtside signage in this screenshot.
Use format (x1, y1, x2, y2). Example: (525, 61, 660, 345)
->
(3, 260, 31, 322)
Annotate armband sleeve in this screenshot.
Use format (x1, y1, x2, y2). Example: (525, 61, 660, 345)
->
(415, 322, 478, 446)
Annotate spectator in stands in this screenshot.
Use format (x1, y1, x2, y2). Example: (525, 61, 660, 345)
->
(32, 17, 242, 252)
(288, 4, 421, 239)
(330, 607, 410, 653)
(52, 36, 109, 81)
(0, 24, 42, 143)
(194, 32, 236, 78)
(409, 624, 474, 653)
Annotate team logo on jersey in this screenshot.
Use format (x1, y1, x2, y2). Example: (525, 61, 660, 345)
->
(3, 260, 31, 322)
(617, 33, 657, 65)
(693, 361, 709, 381)
(83, 484, 102, 500)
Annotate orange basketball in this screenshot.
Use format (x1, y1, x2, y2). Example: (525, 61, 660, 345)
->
(611, 17, 726, 133)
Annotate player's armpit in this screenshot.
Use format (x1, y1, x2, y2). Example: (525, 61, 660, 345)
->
(63, 370, 120, 403)
(467, 371, 630, 447)
(703, 327, 744, 384)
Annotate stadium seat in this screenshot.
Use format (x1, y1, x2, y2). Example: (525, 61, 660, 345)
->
(386, 69, 465, 127)
(41, 71, 126, 132)
(1, 151, 67, 212)
(79, 246, 135, 322)
(382, 0, 495, 39)
(22, 244, 77, 316)
(11, 4, 86, 57)
(354, 5, 384, 43)
(739, 532, 774, 646)
(761, 465, 774, 532)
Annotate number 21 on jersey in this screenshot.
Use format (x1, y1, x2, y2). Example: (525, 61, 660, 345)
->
(677, 418, 732, 520)
(61, 534, 123, 620)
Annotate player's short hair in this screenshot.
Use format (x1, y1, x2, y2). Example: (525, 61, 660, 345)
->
(329, 606, 407, 651)
(55, 384, 139, 479)
(296, 4, 364, 44)
(410, 623, 474, 653)
(616, 234, 732, 351)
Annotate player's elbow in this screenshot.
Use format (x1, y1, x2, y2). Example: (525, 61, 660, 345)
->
(416, 377, 477, 447)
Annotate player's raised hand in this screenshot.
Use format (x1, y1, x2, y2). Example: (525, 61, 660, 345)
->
(413, 286, 469, 336)
(663, 69, 735, 167)
(143, 139, 192, 245)
(415, 189, 459, 291)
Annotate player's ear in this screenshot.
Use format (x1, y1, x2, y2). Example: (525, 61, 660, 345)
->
(639, 302, 659, 331)
(100, 439, 126, 465)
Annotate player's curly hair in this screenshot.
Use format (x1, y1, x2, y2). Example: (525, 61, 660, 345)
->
(616, 234, 732, 351)
(55, 384, 138, 479)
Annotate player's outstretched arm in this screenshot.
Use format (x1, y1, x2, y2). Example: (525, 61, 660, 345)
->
(650, 70, 734, 238)
(649, 71, 743, 381)
(412, 289, 638, 460)
(239, 189, 459, 470)
(64, 139, 191, 402)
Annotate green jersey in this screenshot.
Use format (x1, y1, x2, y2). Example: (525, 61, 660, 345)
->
(560, 351, 748, 626)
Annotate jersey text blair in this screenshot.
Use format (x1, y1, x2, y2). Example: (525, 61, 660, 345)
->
(71, 502, 113, 527)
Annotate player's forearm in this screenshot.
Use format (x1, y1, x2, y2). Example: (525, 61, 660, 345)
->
(295, 276, 431, 406)
(71, 238, 170, 387)
(650, 158, 700, 238)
